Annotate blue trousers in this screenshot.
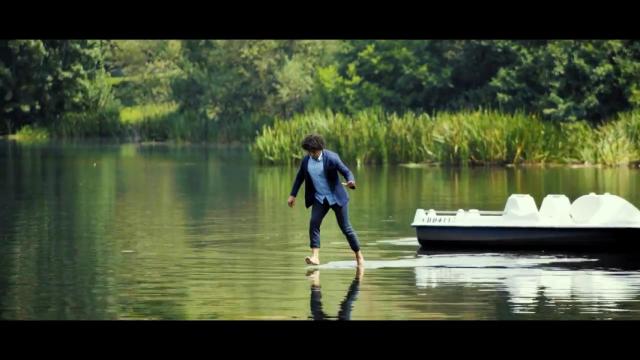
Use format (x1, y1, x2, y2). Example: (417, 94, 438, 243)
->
(309, 198, 360, 252)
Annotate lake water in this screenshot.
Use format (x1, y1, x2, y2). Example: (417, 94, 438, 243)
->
(2, 141, 640, 319)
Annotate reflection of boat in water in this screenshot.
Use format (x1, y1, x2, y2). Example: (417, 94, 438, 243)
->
(416, 249, 640, 271)
(412, 193, 640, 250)
(413, 251, 640, 313)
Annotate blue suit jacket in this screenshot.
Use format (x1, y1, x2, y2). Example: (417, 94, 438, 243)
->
(290, 150, 355, 208)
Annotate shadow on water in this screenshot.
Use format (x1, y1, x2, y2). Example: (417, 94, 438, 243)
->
(308, 267, 364, 320)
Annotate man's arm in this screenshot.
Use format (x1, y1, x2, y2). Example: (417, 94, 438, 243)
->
(335, 154, 355, 187)
(290, 159, 306, 197)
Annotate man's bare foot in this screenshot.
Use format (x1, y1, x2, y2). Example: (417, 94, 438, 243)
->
(305, 256, 320, 265)
(306, 248, 320, 265)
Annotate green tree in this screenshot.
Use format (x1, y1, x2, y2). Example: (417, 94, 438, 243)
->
(491, 40, 640, 122)
(105, 40, 183, 106)
(0, 40, 114, 134)
(171, 40, 340, 142)
(313, 40, 640, 122)
(312, 40, 513, 114)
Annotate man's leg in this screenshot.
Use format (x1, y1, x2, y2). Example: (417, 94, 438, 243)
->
(332, 202, 365, 266)
(308, 270, 327, 320)
(307, 199, 330, 265)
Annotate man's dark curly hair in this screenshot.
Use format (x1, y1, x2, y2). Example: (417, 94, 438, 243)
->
(301, 134, 325, 151)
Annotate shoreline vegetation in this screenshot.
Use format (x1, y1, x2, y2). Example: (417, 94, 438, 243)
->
(5, 108, 640, 168)
(3, 40, 640, 167)
(252, 109, 640, 167)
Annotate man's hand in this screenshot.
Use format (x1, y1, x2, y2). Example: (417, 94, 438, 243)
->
(342, 180, 356, 189)
(287, 195, 296, 208)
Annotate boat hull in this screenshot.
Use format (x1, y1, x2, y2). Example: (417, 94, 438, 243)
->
(415, 226, 640, 250)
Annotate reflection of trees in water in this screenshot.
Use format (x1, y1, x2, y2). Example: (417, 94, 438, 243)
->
(0, 141, 17, 317)
(0, 142, 120, 319)
(171, 146, 253, 229)
(0, 142, 208, 319)
(116, 288, 188, 320)
(4, 143, 640, 319)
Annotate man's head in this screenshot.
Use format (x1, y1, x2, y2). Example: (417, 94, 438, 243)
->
(301, 134, 325, 159)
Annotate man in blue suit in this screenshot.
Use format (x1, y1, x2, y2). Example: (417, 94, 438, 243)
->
(288, 134, 365, 267)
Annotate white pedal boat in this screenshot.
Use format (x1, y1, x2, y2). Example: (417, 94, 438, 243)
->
(411, 193, 640, 250)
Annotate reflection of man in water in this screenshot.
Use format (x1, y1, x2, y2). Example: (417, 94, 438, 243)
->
(308, 267, 364, 320)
